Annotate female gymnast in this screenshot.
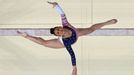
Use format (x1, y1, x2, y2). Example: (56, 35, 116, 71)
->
(17, 1, 117, 75)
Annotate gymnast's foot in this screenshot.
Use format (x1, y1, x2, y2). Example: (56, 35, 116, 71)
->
(17, 31, 28, 38)
(105, 19, 118, 25)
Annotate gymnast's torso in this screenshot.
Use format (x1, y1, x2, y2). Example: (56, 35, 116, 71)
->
(59, 26, 77, 66)
(62, 26, 77, 45)
(59, 26, 78, 46)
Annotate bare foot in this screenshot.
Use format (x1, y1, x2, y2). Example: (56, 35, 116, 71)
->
(106, 19, 118, 25)
(17, 31, 28, 38)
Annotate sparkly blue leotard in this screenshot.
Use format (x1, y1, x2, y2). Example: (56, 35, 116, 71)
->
(55, 4, 77, 66)
(61, 14, 77, 66)
(62, 26, 77, 66)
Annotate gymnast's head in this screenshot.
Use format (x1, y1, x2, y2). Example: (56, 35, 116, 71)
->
(50, 26, 64, 36)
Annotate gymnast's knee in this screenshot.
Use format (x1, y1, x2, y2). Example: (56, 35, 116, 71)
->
(88, 26, 96, 32)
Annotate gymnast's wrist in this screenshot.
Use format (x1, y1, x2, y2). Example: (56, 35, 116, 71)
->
(73, 65, 77, 69)
(53, 2, 58, 8)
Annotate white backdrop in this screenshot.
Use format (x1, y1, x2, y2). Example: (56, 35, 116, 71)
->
(0, 0, 134, 75)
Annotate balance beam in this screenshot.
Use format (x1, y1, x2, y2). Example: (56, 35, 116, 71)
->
(0, 28, 134, 36)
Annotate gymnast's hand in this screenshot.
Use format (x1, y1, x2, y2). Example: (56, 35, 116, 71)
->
(71, 66, 77, 75)
(47, 1, 58, 8)
(17, 31, 28, 38)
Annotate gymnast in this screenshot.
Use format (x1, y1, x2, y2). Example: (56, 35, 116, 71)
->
(17, 1, 117, 75)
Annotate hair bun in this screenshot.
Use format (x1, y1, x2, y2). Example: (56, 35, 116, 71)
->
(50, 28, 54, 34)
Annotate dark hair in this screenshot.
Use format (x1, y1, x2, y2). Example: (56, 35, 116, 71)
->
(50, 27, 58, 35)
(50, 28, 55, 34)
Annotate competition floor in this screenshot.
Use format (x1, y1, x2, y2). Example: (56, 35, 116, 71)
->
(0, 0, 134, 75)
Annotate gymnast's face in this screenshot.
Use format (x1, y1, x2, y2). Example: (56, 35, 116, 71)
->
(54, 27, 64, 36)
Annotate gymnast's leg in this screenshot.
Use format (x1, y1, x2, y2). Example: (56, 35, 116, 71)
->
(77, 19, 118, 37)
(17, 31, 64, 48)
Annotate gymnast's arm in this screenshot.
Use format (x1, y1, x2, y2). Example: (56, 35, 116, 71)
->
(65, 45, 77, 75)
(47, 1, 70, 27)
(47, 1, 64, 15)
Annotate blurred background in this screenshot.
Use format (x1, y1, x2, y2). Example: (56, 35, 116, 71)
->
(0, 0, 134, 75)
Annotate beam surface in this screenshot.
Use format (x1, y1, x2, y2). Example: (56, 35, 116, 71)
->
(0, 28, 134, 36)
